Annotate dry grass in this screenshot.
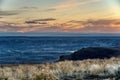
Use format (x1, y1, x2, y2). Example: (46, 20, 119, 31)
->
(22, 73, 58, 80)
(0, 57, 120, 80)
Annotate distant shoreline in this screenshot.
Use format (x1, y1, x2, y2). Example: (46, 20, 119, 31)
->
(1, 36, 120, 38)
(0, 32, 120, 37)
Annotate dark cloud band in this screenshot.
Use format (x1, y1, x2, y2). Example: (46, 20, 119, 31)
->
(25, 18, 56, 24)
(34, 18, 56, 21)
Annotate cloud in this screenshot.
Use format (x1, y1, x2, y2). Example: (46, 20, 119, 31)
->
(114, 22, 120, 25)
(25, 21, 38, 24)
(1, 19, 120, 33)
(33, 26, 63, 32)
(0, 21, 35, 32)
(20, 6, 38, 10)
(67, 19, 120, 33)
(68, 20, 84, 23)
(0, 20, 63, 32)
(25, 18, 56, 24)
(25, 21, 47, 24)
(70, 19, 120, 26)
(0, 11, 19, 16)
(0, 26, 29, 32)
(34, 18, 56, 21)
(44, 8, 57, 12)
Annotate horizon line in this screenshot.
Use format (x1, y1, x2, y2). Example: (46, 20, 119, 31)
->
(0, 32, 120, 36)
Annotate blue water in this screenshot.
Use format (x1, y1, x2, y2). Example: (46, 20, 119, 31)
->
(0, 36, 120, 64)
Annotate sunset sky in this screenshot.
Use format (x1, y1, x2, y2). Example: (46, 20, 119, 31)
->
(0, 0, 120, 33)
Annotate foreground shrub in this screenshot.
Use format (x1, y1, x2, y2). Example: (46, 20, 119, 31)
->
(33, 73, 59, 80)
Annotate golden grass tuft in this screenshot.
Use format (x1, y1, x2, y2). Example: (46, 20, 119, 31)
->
(33, 73, 59, 80)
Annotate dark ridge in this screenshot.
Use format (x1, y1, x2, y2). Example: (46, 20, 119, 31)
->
(58, 47, 120, 61)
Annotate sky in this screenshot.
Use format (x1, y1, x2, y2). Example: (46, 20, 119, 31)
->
(0, 0, 120, 34)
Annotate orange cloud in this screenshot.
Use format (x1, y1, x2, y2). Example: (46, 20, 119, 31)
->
(67, 19, 120, 33)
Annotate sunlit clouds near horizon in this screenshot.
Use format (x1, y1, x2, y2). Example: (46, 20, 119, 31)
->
(0, 0, 120, 33)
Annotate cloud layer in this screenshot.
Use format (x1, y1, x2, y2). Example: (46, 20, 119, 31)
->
(0, 0, 120, 33)
(0, 19, 120, 33)
(67, 19, 120, 33)
(0, 11, 19, 16)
